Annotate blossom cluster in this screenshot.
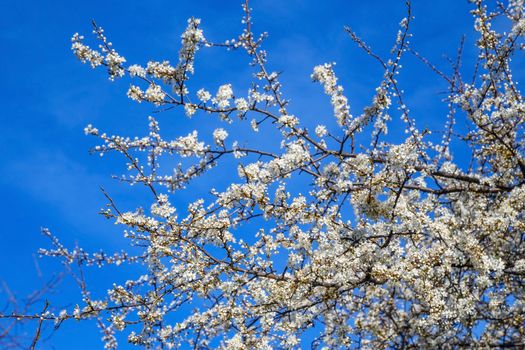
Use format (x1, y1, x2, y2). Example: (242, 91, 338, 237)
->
(311, 63, 352, 127)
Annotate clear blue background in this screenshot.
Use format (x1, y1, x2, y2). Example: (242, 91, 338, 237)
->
(0, 0, 515, 348)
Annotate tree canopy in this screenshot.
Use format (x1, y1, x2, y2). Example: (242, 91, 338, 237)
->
(3, 0, 525, 348)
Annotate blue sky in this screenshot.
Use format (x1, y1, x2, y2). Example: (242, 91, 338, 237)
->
(0, 0, 503, 348)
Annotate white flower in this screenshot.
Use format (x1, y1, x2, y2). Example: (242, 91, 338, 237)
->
(184, 103, 197, 117)
(170, 131, 206, 157)
(278, 114, 298, 128)
(197, 89, 211, 103)
(232, 141, 246, 158)
(235, 98, 249, 113)
(213, 128, 228, 146)
(127, 85, 144, 102)
(251, 119, 259, 132)
(84, 124, 99, 136)
(144, 84, 165, 104)
(105, 51, 126, 79)
(213, 84, 233, 109)
(315, 125, 327, 137)
(128, 64, 146, 78)
(146, 61, 177, 85)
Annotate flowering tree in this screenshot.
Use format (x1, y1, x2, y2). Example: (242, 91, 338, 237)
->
(3, 0, 525, 348)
